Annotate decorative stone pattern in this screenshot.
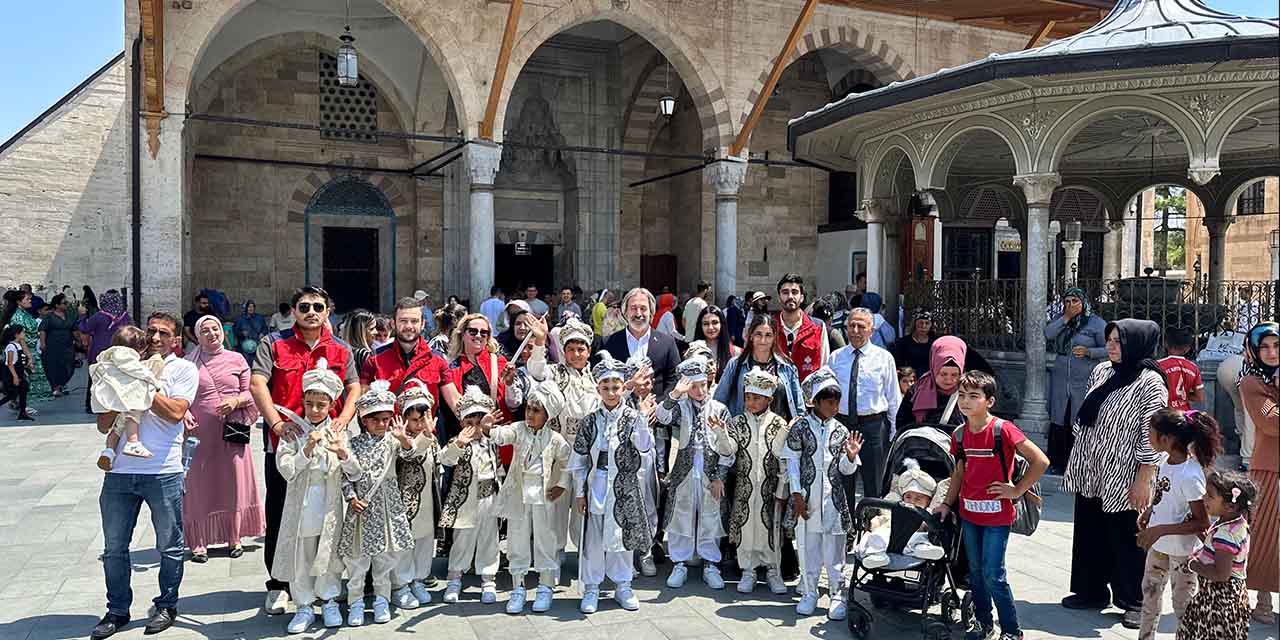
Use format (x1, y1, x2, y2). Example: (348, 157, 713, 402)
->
(318, 53, 379, 143)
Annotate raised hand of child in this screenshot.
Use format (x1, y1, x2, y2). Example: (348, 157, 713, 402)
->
(708, 415, 727, 431)
(481, 409, 502, 430)
(845, 431, 864, 461)
(640, 396, 657, 425)
(304, 429, 325, 456)
(456, 424, 479, 447)
(390, 416, 412, 448)
(671, 376, 692, 400)
(501, 362, 517, 386)
(327, 432, 349, 461)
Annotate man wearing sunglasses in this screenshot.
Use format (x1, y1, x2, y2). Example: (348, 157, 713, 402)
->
(249, 286, 361, 616)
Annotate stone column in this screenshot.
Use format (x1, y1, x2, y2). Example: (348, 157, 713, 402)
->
(465, 142, 501, 308)
(1204, 215, 1233, 305)
(1013, 172, 1061, 444)
(858, 199, 888, 294)
(706, 159, 748, 304)
(139, 116, 185, 316)
(1102, 220, 1125, 282)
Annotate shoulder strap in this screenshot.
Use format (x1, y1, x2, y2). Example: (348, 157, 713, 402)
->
(940, 391, 960, 424)
(953, 425, 966, 461)
(994, 419, 1010, 482)
(488, 352, 499, 403)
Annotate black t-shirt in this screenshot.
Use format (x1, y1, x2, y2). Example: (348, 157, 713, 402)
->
(893, 336, 934, 378)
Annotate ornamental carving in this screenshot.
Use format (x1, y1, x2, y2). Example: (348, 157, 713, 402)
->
(904, 123, 946, 156)
(1004, 107, 1059, 141)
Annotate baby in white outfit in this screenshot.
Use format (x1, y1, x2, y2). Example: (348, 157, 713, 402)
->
(856, 458, 947, 568)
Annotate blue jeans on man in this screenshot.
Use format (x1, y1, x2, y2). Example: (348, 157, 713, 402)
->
(961, 519, 1020, 635)
(100, 472, 186, 616)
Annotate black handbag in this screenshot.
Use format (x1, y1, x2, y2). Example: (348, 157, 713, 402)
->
(208, 365, 252, 445)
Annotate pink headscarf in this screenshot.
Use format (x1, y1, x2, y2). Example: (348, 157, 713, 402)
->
(187, 314, 259, 422)
(911, 336, 967, 423)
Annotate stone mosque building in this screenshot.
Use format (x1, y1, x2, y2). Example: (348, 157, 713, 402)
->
(1, 0, 1272, 317)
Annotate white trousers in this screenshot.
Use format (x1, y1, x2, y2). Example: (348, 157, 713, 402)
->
(802, 531, 847, 598)
(291, 535, 341, 606)
(579, 513, 634, 587)
(345, 550, 402, 601)
(448, 517, 500, 577)
(508, 502, 561, 581)
(394, 536, 435, 587)
(856, 527, 933, 559)
(667, 532, 721, 563)
(738, 546, 781, 572)
(552, 489, 572, 552)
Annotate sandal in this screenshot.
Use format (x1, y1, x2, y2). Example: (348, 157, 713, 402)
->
(121, 441, 153, 458)
(1253, 605, 1276, 625)
(191, 549, 209, 563)
(229, 546, 244, 559)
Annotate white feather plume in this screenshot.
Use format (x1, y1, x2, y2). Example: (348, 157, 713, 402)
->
(370, 379, 391, 394)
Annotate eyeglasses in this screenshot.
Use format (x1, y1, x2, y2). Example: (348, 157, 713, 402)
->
(465, 327, 491, 338)
(296, 302, 326, 313)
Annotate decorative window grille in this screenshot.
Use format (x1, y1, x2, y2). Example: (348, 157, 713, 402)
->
(318, 53, 378, 142)
(1238, 180, 1265, 215)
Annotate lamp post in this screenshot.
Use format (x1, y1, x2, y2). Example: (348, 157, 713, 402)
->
(1269, 228, 1279, 280)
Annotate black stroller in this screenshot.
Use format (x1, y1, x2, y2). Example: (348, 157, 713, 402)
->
(845, 424, 973, 640)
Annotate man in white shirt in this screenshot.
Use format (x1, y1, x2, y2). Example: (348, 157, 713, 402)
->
(479, 286, 506, 330)
(91, 312, 199, 640)
(683, 281, 711, 343)
(827, 308, 901, 501)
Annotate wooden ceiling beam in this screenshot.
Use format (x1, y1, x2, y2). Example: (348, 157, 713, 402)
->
(479, 0, 523, 140)
(1026, 20, 1058, 48)
(730, 0, 819, 158)
(819, 0, 1109, 36)
(138, 0, 166, 157)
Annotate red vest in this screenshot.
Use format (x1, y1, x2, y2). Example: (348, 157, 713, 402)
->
(265, 326, 352, 446)
(775, 312, 824, 382)
(361, 338, 448, 406)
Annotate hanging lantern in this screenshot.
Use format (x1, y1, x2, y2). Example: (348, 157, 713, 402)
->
(337, 27, 358, 88)
(658, 95, 676, 117)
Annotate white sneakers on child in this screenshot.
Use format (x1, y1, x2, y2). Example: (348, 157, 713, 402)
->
(286, 609, 314, 634)
(372, 596, 391, 624)
(614, 582, 639, 611)
(347, 600, 365, 627)
(393, 586, 420, 610)
(480, 580, 498, 604)
(796, 593, 818, 616)
(911, 542, 945, 561)
(580, 585, 600, 614)
(703, 565, 725, 590)
(766, 568, 788, 595)
(443, 579, 462, 603)
(828, 595, 848, 621)
(862, 552, 891, 569)
(737, 572, 756, 593)
(639, 553, 658, 577)
(264, 590, 289, 615)
(409, 580, 432, 605)
(667, 562, 688, 588)
(507, 586, 527, 614)
(531, 585, 554, 613)
(121, 441, 153, 458)
(320, 600, 342, 628)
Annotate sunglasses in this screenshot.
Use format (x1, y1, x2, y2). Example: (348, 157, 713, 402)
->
(296, 302, 326, 313)
(465, 327, 491, 338)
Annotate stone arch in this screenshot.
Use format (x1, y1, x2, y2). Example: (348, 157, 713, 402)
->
(1036, 95, 1205, 174)
(1058, 179, 1127, 224)
(168, 0, 482, 137)
(497, 0, 733, 153)
(1220, 170, 1280, 216)
(924, 115, 1031, 188)
(1114, 178, 1215, 222)
(831, 68, 883, 101)
(862, 135, 920, 202)
(1206, 84, 1280, 163)
(189, 31, 416, 137)
(287, 170, 412, 222)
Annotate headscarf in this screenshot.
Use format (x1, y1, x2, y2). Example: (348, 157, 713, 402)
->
(99, 290, 126, 317)
(188, 314, 225, 361)
(1052, 287, 1092, 355)
(1074, 319, 1167, 429)
(861, 292, 883, 313)
(911, 336, 967, 423)
(652, 293, 676, 330)
(1242, 321, 1279, 385)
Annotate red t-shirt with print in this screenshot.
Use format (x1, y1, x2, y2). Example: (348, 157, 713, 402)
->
(1157, 355, 1203, 412)
(950, 417, 1027, 527)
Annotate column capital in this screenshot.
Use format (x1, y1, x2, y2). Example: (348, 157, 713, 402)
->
(1106, 219, 1126, 232)
(857, 198, 896, 224)
(1013, 172, 1061, 206)
(705, 158, 748, 197)
(1187, 160, 1220, 186)
(465, 142, 502, 187)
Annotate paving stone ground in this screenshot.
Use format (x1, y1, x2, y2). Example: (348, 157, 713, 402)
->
(0, 370, 1276, 640)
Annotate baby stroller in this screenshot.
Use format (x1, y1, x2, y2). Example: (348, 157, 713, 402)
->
(845, 424, 973, 640)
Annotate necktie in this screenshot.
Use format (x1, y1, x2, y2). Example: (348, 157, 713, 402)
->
(848, 347, 861, 417)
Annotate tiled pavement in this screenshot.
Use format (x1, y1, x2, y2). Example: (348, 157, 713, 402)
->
(0, 371, 1276, 640)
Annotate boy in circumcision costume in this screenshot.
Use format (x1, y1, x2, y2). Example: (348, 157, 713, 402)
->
(437, 386, 504, 605)
(570, 351, 654, 614)
(655, 354, 737, 590)
(488, 379, 573, 614)
(623, 355, 662, 577)
(779, 366, 864, 621)
(723, 367, 793, 595)
(390, 381, 441, 610)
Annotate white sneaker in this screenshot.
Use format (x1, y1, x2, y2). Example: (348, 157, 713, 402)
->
(531, 585, 553, 613)
(766, 568, 788, 595)
(321, 600, 342, 628)
(703, 565, 725, 590)
(286, 609, 314, 634)
(737, 572, 756, 593)
(667, 562, 688, 588)
(409, 580, 432, 605)
(911, 542, 945, 561)
(507, 586, 527, 614)
(443, 579, 462, 604)
(347, 600, 365, 627)
(862, 552, 890, 569)
(614, 582, 639, 611)
(640, 554, 658, 577)
(796, 593, 818, 616)
(264, 589, 289, 615)
(372, 596, 391, 623)
(480, 580, 498, 604)
(393, 586, 419, 610)
(828, 596, 848, 621)
(580, 585, 600, 614)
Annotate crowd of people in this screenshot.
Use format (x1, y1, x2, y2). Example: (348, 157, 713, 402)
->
(2, 274, 1274, 640)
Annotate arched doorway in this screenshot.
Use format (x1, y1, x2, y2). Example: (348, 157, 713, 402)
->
(305, 176, 397, 313)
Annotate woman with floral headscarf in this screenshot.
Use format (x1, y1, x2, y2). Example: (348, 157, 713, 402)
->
(1045, 287, 1108, 474)
(1241, 321, 1278, 624)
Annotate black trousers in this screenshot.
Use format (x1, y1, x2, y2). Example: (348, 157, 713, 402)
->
(2, 378, 29, 417)
(839, 414, 889, 506)
(1069, 495, 1144, 611)
(263, 451, 289, 592)
(1048, 402, 1075, 471)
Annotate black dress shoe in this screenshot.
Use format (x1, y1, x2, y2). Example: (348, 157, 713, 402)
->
(228, 546, 244, 559)
(190, 551, 209, 563)
(144, 608, 177, 635)
(1061, 594, 1109, 610)
(91, 613, 130, 640)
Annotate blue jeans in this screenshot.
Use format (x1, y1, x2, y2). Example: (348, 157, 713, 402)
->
(100, 472, 186, 615)
(961, 519, 1019, 634)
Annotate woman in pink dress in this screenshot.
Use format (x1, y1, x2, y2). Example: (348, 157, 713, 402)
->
(183, 315, 266, 562)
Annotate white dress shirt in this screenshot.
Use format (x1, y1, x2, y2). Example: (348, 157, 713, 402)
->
(827, 341, 902, 436)
(625, 327, 652, 359)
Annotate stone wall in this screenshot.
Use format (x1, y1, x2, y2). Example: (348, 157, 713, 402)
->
(0, 57, 130, 296)
(1139, 178, 1278, 281)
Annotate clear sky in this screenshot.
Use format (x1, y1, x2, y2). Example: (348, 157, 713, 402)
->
(0, 0, 1276, 143)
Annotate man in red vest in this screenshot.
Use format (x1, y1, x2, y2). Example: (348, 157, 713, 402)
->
(774, 273, 830, 382)
(250, 286, 360, 617)
(360, 296, 448, 403)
